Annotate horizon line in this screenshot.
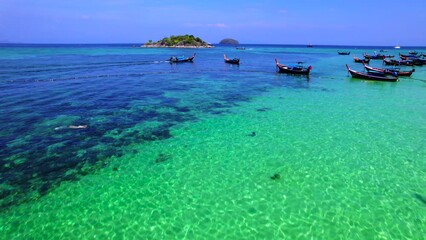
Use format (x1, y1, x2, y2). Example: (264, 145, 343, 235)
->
(1, 42, 425, 48)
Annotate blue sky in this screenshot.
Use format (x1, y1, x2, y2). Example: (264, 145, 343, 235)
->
(1, 0, 425, 45)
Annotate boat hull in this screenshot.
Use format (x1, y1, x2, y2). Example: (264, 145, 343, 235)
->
(224, 54, 240, 64)
(225, 59, 240, 64)
(346, 64, 398, 82)
(275, 58, 312, 75)
(354, 57, 370, 63)
(338, 52, 351, 55)
(383, 59, 414, 66)
(363, 63, 415, 77)
(169, 53, 196, 63)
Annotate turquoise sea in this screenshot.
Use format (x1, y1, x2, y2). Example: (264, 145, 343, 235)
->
(0, 44, 425, 239)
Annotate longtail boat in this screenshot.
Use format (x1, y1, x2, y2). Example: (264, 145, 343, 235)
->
(346, 64, 398, 82)
(224, 54, 240, 64)
(338, 51, 351, 55)
(362, 62, 415, 77)
(169, 53, 196, 63)
(399, 53, 426, 66)
(364, 53, 394, 60)
(383, 58, 414, 66)
(399, 53, 418, 60)
(412, 59, 426, 66)
(275, 58, 312, 75)
(363, 53, 385, 59)
(353, 55, 370, 63)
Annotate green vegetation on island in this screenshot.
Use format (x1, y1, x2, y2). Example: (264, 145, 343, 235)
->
(143, 35, 214, 48)
(219, 38, 239, 45)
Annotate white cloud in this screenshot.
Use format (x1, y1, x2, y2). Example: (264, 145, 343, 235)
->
(206, 23, 228, 28)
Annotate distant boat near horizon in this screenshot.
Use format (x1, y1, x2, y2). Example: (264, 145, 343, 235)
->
(338, 51, 351, 55)
(395, 42, 401, 49)
(223, 54, 240, 64)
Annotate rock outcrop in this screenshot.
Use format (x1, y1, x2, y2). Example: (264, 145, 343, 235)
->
(219, 38, 239, 45)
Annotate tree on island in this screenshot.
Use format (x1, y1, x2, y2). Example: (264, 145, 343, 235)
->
(219, 38, 239, 45)
(143, 35, 213, 48)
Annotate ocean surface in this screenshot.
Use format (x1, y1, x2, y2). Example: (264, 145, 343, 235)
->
(0, 44, 425, 239)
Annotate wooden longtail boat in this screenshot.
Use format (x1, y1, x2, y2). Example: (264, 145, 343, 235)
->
(363, 53, 385, 59)
(275, 58, 312, 75)
(169, 53, 196, 63)
(399, 53, 420, 59)
(346, 64, 398, 82)
(353, 55, 370, 63)
(399, 53, 426, 66)
(224, 54, 240, 64)
(338, 51, 351, 55)
(364, 53, 394, 60)
(412, 59, 426, 66)
(383, 58, 414, 66)
(362, 62, 415, 77)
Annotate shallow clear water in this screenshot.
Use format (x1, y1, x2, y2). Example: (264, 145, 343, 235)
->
(0, 44, 425, 239)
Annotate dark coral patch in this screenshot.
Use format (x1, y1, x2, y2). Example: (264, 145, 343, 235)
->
(256, 107, 271, 112)
(414, 193, 426, 206)
(155, 153, 171, 163)
(270, 173, 281, 180)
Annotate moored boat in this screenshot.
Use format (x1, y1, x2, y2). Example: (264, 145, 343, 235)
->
(169, 53, 196, 63)
(383, 58, 414, 66)
(363, 62, 415, 77)
(346, 64, 398, 82)
(399, 53, 426, 66)
(224, 54, 240, 64)
(363, 53, 385, 60)
(353, 55, 370, 63)
(338, 51, 351, 55)
(399, 53, 419, 60)
(275, 58, 312, 75)
(364, 52, 394, 60)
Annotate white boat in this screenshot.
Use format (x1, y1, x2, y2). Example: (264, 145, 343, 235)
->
(395, 41, 401, 49)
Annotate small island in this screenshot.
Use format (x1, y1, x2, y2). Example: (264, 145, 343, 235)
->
(219, 38, 239, 45)
(142, 35, 214, 48)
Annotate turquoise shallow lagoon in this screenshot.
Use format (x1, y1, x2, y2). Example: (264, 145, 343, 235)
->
(0, 44, 425, 239)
